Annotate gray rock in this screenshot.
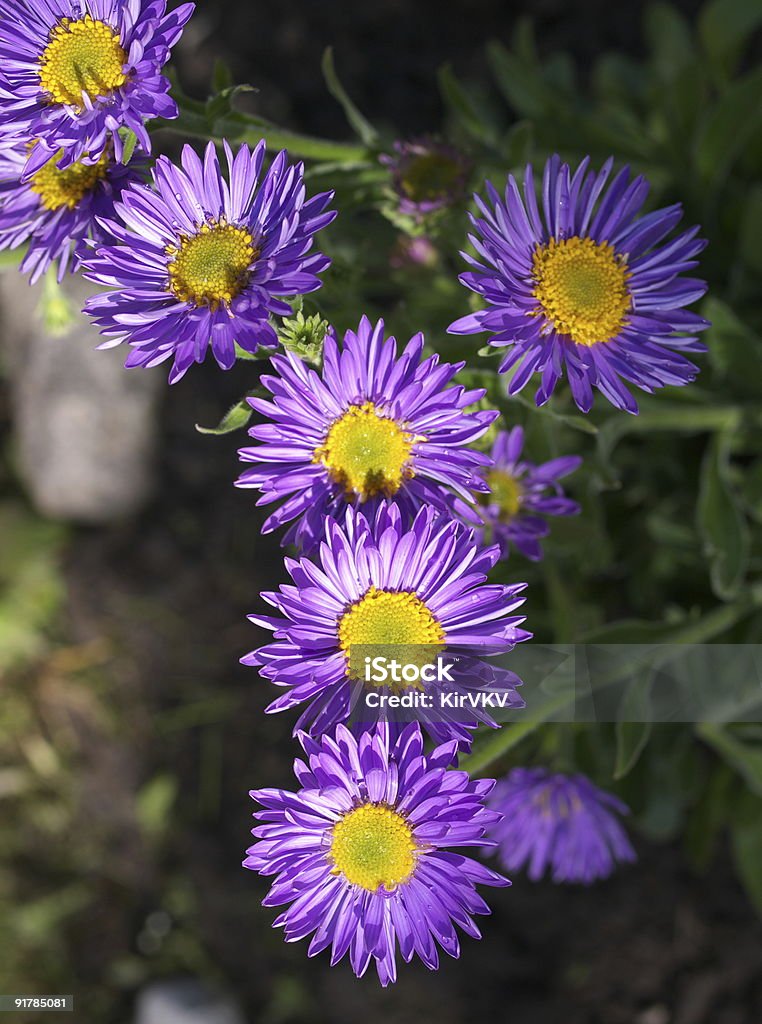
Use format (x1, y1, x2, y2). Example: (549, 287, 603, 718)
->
(0, 271, 163, 523)
(134, 979, 246, 1024)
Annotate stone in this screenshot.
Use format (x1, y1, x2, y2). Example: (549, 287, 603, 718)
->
(0, 271, 163, 523)
(133, 979, 246, 1024)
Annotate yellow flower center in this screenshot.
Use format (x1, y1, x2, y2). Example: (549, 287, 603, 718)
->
(338, 586, 445, 681)
(313, 402, 415, 498)
(486, 469, 523, 521)
(531, 236, 631, 347)
(38, 16, 127, 108)
(29, 148, 110, 210)
(166, 222, 257, 309)
(329, 803, 417, 891)
(400, 152, 462, 204)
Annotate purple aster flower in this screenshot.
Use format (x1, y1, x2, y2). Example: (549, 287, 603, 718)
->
(449, 155, 709, 414)
(237, 315, 496, 552)
(487, 767, 637, 885)
(82, 140, 335, 382)
(380, 138, 471, 218)
(0, 139, 144, 282)
(244, 722, 510, 986)
(244, 503, 529, 747)
(0, 0, 194, 175)
(477, 426, 581, 561)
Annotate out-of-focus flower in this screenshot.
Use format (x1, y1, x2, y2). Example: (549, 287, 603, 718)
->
(487, 767, 637, 884)
(477, 426, 581, 560)
(381, 138, 471, 218)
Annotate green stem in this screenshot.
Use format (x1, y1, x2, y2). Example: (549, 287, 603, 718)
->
(163, 108, 369, 164)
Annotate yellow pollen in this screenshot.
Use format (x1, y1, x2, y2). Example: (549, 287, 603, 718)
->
(166, 222, 257, 308)
(329, 803, 417, 891)
(314, 402, 415, 498)
(338, 586, 445, 681)
(29, 148, 110, 211)
(531, 236, 631, 347)
(486, 469, 523, 521)
(38, 16, 127, 108)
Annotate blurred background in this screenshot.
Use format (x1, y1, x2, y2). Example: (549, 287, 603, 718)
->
(1, 0, 762, 1021)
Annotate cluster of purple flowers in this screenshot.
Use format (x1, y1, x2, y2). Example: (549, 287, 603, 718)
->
(1, 0, 709, 985)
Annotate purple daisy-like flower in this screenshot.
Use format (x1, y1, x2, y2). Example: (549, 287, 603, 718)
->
(449, 155, 709, 414)
(82, 140, 335, 382)
(245, 722, 509, 986)
(487, 767, 637, 885)
(477, 426, 581, 561)
(237, 315, 496, 552)
(244, 503, 529, 747)
(380, 138, 471, 218)
(0, 139, 144, 282)
(0, 0, 194, 175)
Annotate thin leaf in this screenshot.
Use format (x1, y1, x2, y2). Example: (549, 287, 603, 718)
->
(697, 723, 762, 797)
(322, 48, 378, 147)
(196, 399, 253, 436)
(697, 433, 749, 599)
(614, 668, 654, 778)
(699, 0, 762, 78)
(438, 65, 495, 144)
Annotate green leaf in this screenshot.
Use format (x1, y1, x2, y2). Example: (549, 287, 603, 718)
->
(596, 401, 741, 466)
(580, 597, 757, 645)
(704, 297, 762, 393)
(614, 668, 654, 778)
(500, 119, 533, 164)
(684, 762, 733, 872)
(645, 2, 695, 81)
(731, 789, 762, 914)
(438, 65, 495, 144)
(322, 48, 378, 147)
(697, 433, 749, 599)
(699, 0, 762, 78)
(739, 184, 762, 275)
(136, 774, 177, 838)
(212, 57, 234, 93)
(740, 457, 762, 522)
(486, 39, 552, 119)
(39, 270, 76, 337)
(697, 723, 762, 797)
(694, 66, 762, 187)
(120, 128, 138, 165)
(195, 399, 253, 436)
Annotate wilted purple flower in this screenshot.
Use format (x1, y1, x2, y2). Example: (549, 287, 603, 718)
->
(245, 722, 509, 985)
(487, 767, 636, 884)
(0, 0, 194, 175)
(0, 139, 144, 282)
(82, 140, 335, 382)
(449, 156, 709, 413)
(244, 503, 529, 747)
(381, 138, 471, 218)
(237, 315, 496, 552)
(477, 426, 581, 560)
